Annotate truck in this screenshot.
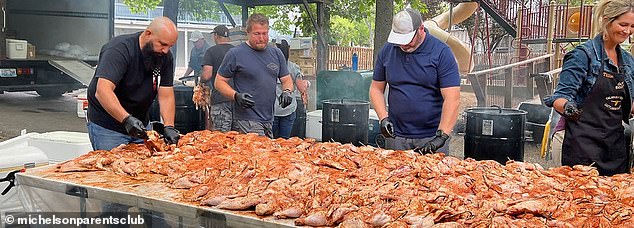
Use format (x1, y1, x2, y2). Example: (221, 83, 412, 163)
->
(0, 0, 114, 97)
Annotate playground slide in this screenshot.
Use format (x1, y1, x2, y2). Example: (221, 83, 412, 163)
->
(430, 2, 479, 30)
(424, 2, 479, 74)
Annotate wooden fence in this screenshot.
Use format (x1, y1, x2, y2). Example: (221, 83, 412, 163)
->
(326, 48, 545, 72)
(328, 46, 374, 71)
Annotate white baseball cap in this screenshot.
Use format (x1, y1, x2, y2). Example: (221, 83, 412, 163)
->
(189, 30, 204, 42)
(387, 9, 423, 45)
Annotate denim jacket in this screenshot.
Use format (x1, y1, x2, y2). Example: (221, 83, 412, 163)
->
(544, 35, 634, 121)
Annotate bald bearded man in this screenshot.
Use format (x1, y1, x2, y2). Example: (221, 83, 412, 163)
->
(87, 17, 180, 150)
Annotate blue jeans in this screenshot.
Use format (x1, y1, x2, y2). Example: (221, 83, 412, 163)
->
(273, 111, 296, 139)
(87, 122, 144, 151)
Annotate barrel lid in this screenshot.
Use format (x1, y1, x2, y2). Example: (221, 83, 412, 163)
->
(466, 106, 527, 115)
(322, 99, 369, 105)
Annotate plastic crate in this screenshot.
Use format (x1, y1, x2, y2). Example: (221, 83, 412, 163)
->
(6, 39, 28, 59)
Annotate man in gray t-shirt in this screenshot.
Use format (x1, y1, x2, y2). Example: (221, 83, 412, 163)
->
(273, 40, 304, 139)
(215, 13, 294, 138)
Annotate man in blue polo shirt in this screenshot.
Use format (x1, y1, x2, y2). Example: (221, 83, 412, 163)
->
(370, 8, 461, 154)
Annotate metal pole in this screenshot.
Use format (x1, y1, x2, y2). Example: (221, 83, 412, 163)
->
(448, 3, 453, 33)
(546, 1, 556, 69)
(505, 67, 514, 108)
(242, 6, 248, 27)
(515, 3, 524, 60)
(316, 2, 328, 74)
(554, 44, 562, 82)
(163, 0, 179, 61)
(301, 0, 327, 50)
(217, 0, 236, 27)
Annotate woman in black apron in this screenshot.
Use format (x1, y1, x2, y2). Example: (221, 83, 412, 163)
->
(562, 54, 630, 176)
(544, 0, 634, 176)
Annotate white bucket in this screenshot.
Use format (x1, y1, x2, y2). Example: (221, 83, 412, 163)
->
(306, 110, 323, 141)
(76, 92, 88, 118)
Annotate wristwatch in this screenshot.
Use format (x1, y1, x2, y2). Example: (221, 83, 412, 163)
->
(436, 130, 450, 139)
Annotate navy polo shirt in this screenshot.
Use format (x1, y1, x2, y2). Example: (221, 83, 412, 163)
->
(373, 29, 460, 138)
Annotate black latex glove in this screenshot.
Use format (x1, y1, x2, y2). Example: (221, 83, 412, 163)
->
(163, 126, 180, 145)
(123, 115, 147, 139)
(380, 117, 395, 138)
(279, 89, 293, 108)
(234, 92, 255, 108)
(563, 101, 582, 121)
(414, 131, 450, 154)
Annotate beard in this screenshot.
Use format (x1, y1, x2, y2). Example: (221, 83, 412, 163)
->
(142, 42, 165, 71)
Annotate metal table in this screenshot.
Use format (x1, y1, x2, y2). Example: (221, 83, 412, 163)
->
(16, 165, 296, 228)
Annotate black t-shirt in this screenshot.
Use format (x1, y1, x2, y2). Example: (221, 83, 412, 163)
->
(202, 43, 233, 103)
(87, 32, 174, 134)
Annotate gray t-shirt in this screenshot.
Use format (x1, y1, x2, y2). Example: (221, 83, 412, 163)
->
(217, 43, 289, 122)
(188, 42, 209, 76)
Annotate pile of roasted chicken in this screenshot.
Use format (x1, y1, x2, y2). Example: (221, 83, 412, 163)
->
(57, 131, 634, 227)
(192, 82, 211, 111)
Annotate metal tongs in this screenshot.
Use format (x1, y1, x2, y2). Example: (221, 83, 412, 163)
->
(0, 169, 22, 195)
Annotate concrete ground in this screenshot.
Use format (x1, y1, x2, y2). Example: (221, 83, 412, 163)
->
(0, 90, 559, 169)
(0, 91, 88, 142)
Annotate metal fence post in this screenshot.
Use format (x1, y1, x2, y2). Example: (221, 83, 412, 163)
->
(526, 61, 535, 98)
(505, 67, 514, 108)
(468, 73, 487, 107)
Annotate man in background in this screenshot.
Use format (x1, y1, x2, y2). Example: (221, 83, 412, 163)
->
(200, 25, 234, 131)
(181, 30, 209, 79)
(273, 40, 309, 138)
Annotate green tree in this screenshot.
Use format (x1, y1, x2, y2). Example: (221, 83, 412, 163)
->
(122, 0, 162, 13)
(123, 0, 240, 21)
(121, 0, 445, 48)
(330, 15, 373, 46)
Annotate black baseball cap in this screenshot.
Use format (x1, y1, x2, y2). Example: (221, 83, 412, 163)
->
(211, 25, 229, 37)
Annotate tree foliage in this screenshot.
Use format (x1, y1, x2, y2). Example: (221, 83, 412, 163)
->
(121, 0, 447, 47)
(123, 0, 240, 21)
(252, 5, 296, 35)
(122, 0, 162, 13)
(178, 0, 240, 21)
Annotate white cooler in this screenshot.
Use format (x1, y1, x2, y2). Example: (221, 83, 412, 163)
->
(28, 131, 92, 164)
